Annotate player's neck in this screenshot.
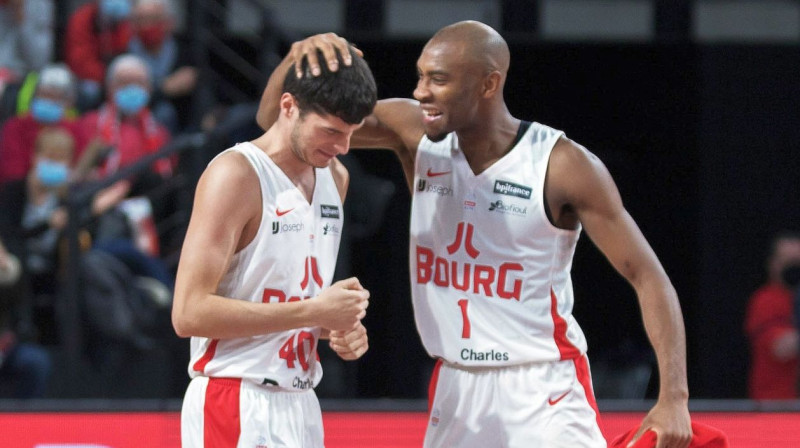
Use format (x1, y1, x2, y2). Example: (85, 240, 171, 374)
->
(457, 111, 520, 175)
(252, 128, 317, 200)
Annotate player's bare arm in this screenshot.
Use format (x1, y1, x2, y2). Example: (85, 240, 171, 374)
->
(172, 152, 369, 339)
(545, 138, 692, 448)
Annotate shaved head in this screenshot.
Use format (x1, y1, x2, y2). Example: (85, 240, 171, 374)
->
(427, 21, 510, 76)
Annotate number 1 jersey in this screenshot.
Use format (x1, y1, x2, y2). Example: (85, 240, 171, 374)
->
(410, 122, 589, 366)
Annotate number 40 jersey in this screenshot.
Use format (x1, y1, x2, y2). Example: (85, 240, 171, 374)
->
(187, 142, 343, 390)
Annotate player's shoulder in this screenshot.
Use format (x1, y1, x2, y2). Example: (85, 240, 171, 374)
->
(197, 149, 260, 202)
(549, 136, 601, 173)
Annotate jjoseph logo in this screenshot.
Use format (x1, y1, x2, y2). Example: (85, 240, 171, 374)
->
(272, 221, 305, 234)
(416, 179, 453, 196)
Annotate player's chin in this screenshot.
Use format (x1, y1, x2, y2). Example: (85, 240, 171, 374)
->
(425, 130, 449, 142)
(312, 155, 336, 168)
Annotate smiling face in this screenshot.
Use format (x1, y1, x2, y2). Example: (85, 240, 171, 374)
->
(414, 41, 486, 142)
(288, 106, 363, 168)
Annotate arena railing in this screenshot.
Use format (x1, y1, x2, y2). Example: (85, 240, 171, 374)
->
(57, 132, 208, 389)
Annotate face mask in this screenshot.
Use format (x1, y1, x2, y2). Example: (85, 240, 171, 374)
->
(137, 24, 168, 49)
(114, 84, 150, 115)
(36, 159, 70, 187)
(99, 0, 131, 21)
(30, 98, 65, 124)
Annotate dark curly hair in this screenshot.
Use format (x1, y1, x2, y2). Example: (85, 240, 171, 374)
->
(283, 47, 377, 125)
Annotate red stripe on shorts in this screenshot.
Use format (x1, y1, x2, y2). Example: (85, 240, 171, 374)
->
(204, 377, 242, 447)
(428, 359, 443, 413)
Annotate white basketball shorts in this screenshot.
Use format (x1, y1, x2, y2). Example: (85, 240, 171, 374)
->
(424, 355, 606, 448)
(181, 376, 324, 448)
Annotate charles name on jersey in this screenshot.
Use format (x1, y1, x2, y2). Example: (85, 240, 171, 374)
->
(461, 348, 509, 362)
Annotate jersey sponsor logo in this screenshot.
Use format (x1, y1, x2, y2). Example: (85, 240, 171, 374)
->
(426, 168, 452, 177)
(321, 204, 340, 219)
(488, 199, 528, 216)
(255, 436, 269, 448)
(276, 207, 294, 216)
(272, 221, 305, 234)
(547, 390, 570, 406)
(417, 179, 454, 197)
(415, 221, 524, 300)
(430, 408, 440, 427)
(322, 223, 341, 236)
(461, 348, 510, 362)
(493, 180, 532, 199)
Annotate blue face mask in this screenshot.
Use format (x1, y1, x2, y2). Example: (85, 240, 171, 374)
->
(30, 98, 65, 124)
(36, 160, 70, 187)
(99, 0, 131, 21)
(114, 84, 150, 115)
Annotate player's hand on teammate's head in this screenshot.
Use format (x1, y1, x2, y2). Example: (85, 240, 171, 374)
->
(329, 322, 368, 360)
(289, 33, 363, 78)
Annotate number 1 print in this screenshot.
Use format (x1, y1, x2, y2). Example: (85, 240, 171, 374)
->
(458, 299, 471, 339)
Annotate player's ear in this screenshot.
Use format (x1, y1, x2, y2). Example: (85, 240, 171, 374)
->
(279, 93, 298, 118)
(481, 71, 502, 99)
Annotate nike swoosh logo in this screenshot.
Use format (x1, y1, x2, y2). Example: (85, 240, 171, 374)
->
(426, 168, 452, 177)
(276, 208, 294, 217)
(547, 391, 570, 406)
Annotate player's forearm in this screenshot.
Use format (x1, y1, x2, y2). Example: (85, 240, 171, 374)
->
(172, 291, 320, 339)
(640, 282, 690, 402)
(256, 54, 295, 131)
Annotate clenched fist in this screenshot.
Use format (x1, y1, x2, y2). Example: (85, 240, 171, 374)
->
(314, 277, 369, 332)
(329, 322, 368, 360)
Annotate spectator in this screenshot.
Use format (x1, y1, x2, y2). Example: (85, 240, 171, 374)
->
(64, 0, 133, 111)
(74, 53, 171, 182)
(0, 235, 51, 399)
(0, 0, 54, 93)
(129, 0, 197, 133)
(21, 128, 78, 282)
(744, 231, 800, 400)
(0, 63, 84, 187)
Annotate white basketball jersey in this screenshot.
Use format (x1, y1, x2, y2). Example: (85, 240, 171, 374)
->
(410, 122, 589, 366)
(188, 142, 344, 390)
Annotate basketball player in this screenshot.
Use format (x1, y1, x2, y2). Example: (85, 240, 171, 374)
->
(171, 47, 376, 447)
(257, 22, 692, 448)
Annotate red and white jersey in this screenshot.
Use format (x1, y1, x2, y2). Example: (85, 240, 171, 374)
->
(410, 122, 588, 366)
(188, 142, 344, 390)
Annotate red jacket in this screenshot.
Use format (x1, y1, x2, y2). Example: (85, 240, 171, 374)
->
(610, 422, 729, 448)
(0, 115, 85, 185)
(744, 283, 799, 399)
(64, 3, 132, 82)
(77, 104, 171, 178)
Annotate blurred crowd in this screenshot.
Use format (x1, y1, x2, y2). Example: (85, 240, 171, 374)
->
(0, 0, 232, 399)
